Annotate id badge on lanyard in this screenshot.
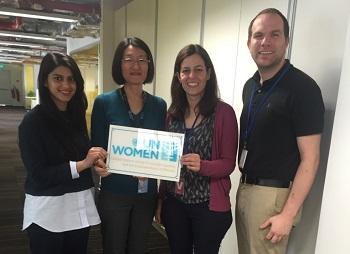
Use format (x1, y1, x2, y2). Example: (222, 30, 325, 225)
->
(174, 177, 185, 196)
(241, 63, 291, 169)
(174, 115, 199, 196)
(239, 148, 248, 169)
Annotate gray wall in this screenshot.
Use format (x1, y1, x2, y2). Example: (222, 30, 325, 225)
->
(0, 64, 24, 107)
(315, 17, 350, 253)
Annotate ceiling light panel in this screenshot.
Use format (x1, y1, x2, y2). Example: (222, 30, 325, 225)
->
(0, 41, 44, 48)
(0, 59, 23, 63)
(0, 30, 56, 41)
(0, 7, 79, 23)
(0, 47, 36, 53)
(0, 53, 31, 58)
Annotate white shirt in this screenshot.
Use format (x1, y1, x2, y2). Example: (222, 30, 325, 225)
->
(22, 162, 100, 232)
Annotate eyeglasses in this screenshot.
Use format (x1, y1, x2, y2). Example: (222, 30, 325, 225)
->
(122, 57, 150, 66)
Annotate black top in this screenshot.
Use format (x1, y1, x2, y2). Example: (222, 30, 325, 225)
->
(165, 113, 215, 204)
(239, 60, 325, 182)
(18, 105, 93, 196)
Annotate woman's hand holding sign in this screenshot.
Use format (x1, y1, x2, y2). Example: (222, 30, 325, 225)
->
(94, 158, 111, 178)
(181, 153, 201, 172)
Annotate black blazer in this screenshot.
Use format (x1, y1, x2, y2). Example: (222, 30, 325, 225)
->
(18, 105, 93, 196)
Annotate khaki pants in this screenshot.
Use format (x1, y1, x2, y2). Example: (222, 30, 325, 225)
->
(235, 183, 301, 254)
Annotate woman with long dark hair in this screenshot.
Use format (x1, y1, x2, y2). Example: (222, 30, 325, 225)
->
(156, 44, 238, 254)
(18, 52, 106, 254)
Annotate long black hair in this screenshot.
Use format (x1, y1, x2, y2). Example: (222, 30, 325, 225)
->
(38, 52, 89, 160)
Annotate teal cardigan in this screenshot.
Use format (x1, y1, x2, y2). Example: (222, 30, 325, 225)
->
(91, 88, 167, 195)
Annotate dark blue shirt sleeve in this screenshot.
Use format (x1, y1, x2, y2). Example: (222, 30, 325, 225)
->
(91, 94, 109, 149)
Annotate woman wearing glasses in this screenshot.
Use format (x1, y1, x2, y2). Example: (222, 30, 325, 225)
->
(91, 37, 167, 254)
(156, 44, 238, 254)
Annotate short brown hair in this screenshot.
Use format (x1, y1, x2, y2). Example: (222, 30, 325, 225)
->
(248, 8, 289, 41)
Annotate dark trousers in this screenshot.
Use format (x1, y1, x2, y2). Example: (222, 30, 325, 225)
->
(98, 190, 157, 254)
(26, 223, 90, 254)
(161, 195, 232, 254)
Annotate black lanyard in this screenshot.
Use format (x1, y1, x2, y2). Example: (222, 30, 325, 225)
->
(120, 87, 147, 128)
(244, 63, 291, 146)
(189, 113, 200, 129)
(183, 113, 200, 154)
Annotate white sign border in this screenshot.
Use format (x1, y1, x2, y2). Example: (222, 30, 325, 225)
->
(106, 124, 184, 182)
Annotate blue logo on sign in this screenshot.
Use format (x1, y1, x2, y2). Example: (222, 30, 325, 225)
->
(112, 137, 178, 162)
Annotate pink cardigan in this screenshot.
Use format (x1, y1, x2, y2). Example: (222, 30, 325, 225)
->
(160, 101, 238, 212)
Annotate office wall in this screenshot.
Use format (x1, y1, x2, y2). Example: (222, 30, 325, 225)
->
(201, 2, 241, 250)
(0, 64, 24, 107)
(315, 17, 350, 254)
(110, 0, 350, 253)
(155, 0, 203, 103)
(202, 0, 240, 105)
(126, 0, 157, 95)
(286, 1, 350, 253)
(100, 0, 118, 92)
(23, 64, 34, 109)
(79, 65, 98, 111)
(101, 0, 157, 94)
(23, 64, 34, 95)
(66, 37, 100, 55)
